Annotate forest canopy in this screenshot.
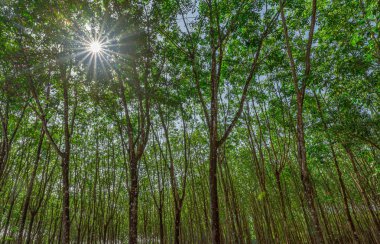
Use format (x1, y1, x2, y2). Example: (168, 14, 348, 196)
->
(0, 0, 379, 243)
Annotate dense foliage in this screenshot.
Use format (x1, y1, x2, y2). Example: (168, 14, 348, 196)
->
(0, 0, 379, 243)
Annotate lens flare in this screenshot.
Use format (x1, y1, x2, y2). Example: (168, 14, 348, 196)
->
(89, 41, 102, 53)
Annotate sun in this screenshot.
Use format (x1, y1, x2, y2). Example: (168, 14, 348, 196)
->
(73, 26, 120, 80)
(89, 41, 102, 53)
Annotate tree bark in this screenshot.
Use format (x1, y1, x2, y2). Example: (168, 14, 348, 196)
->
(159, 207, 164, 244)
(174, 207, 182, 244)
(61, 152, 70, 244)
(129, 158, 139, 244)
(61, 76, 71, 244)
(296, 103, 324, 244)
(210, 140, 220, 244)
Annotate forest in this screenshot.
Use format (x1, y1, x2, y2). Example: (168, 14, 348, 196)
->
(0, 0, 379, 243)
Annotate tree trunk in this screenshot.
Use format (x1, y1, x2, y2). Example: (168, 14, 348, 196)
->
(61, 152, 70, 244)
(344, 145, 380, 233)
(18, 130, 44, 243)
(2, 195, 16, 244)
(0, 143, 8, 181)
(174, 207, 182, 244)
(313, 91, 359, 242)
(296, 103, 324, 244)
(62, 77, 71, 244)
(210, 134, 220, 243)
(26, 212, 37, 244)
(129, 158, 139, 244)
(275, 170, 290, 243)
(159, 207, 164, 244)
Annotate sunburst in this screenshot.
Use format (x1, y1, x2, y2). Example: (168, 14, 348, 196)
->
(88, 41, 102, 53)
(75, 32, 115, 80)
(65, 20, 129, 80)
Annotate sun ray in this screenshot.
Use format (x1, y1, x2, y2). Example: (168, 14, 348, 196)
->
(97, 52, 113, 80)
(101, 48, 130, 59)
(73, 19, 131, 81)
(93, 54, 97, 81)
(77, 52, 93, 66)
